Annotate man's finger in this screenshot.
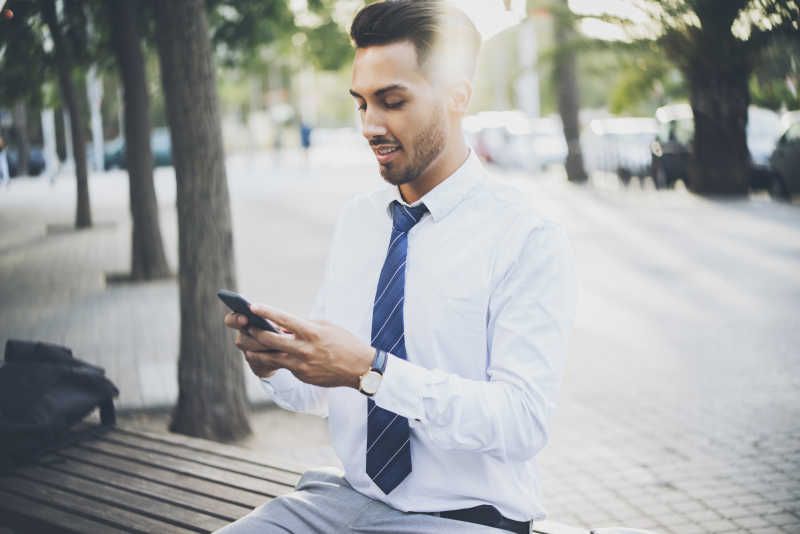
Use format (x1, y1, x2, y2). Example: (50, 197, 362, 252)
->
(243, 350, 291, 377)
(246, 348, 291, 358)
(235, 330, 271, 352)
(224, 312, 248, 329)
(244, 349, 294, 368)
(250, 303, 312, 337)
(248, 327, 303, 354)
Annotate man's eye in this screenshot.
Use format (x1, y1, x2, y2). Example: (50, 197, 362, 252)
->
(385, 101, 404, 109)
(355, 101, 366, 111)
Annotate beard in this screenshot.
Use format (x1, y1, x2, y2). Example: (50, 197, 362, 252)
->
(379, 104, 446, 186)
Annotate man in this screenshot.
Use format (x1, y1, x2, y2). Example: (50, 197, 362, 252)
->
(220, 1, 575, 532)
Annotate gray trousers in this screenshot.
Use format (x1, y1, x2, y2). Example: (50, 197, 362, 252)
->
(214, 467, 503, 533)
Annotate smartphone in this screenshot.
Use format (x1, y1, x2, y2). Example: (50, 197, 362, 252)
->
(217, 289, 279, 333)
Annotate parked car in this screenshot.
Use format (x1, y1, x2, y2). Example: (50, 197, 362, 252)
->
(584, 117, 658, 184)
(767, 118, 800, 200)
(527, 117, 569, 170)
(6, 146, 46, 177)
(104, 127, 172, 170)
(649, 103, 782, 190)
(464, 111, 567, 171)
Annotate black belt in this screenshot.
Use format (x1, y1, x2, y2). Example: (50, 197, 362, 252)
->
(431, 504, 531, 533)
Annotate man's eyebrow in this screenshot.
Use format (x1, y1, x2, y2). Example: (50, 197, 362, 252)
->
(349, 84, 409, 99)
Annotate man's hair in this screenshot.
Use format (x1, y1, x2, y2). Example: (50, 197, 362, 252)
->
(350, 0, 481, 81)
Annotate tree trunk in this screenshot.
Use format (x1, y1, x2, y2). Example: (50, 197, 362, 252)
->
(40, 0, 91, 228)
(12, 102, 29, 176)
(155, 0, 251, 441)
(55, 108, 66, 162)
(686, 60, 751, 195)
(554, 0, 587, 184)
(107, 0, 170, 281)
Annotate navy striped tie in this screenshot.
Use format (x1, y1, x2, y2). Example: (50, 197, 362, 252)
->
(367, 200, 427, 494)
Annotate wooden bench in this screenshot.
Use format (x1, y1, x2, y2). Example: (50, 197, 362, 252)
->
(0, 424, 304, 533)
(0, 424, 586, 534)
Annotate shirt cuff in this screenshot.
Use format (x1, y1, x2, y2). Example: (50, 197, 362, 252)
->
(371, 354, 430, 422)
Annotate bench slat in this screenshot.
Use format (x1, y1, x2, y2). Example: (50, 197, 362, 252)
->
(0, 476, 197, 533)
(1, 424, 308, 533)
(76, 439, 295, 497)
(36, 455, 253, 521)
(0, 489, 132, 534)
(113, 426, 307, 475)
(56, 446, 273, 508)
(100, 428, 300, 486)
(7, 465, 231, 533)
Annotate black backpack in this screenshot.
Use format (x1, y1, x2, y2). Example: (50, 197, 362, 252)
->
(0, 339, 119, 470)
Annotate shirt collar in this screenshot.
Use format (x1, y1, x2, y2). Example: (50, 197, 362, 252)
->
(381, 149, 485, 223)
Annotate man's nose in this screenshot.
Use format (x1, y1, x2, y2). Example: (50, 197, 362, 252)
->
(362, 109, 388, 140)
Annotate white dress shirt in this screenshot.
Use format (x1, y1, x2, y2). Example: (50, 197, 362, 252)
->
(262, 150, 576, 521)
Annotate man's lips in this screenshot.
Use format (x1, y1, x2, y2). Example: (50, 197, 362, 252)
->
(372, 144, 402, 164)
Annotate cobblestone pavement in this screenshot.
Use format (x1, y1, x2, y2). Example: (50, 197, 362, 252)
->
(2, 146, 799, 533)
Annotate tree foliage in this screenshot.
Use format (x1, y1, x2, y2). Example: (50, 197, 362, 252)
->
(637, 0, 797, 193)
(208, 0, 296, 67)
(303, 18, 355, 71)
(567, 0, 798, 194)
(602, 0, 799, 105)
(1, 0, 89, 106)
(0, 1, 48, 107)
(207, 0, 353, 73)
(608, 48, 688, 115)
(750, 34, 800, 110)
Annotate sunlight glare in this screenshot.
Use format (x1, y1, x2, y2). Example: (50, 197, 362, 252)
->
(449, 0, 527, 41)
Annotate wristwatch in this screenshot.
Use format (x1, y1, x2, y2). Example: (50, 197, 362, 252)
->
(358, 349, 388, 396)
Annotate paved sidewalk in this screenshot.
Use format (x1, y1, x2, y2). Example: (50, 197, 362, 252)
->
(2, 151, 799, 533)
(0, 148, 374, 408)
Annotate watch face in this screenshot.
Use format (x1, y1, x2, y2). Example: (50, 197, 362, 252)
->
(361, 371, 382, 395)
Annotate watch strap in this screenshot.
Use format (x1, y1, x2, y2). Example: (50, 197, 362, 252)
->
(371, 349, 388, 375)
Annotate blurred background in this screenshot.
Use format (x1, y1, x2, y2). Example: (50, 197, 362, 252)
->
(1, 1, 798, 533)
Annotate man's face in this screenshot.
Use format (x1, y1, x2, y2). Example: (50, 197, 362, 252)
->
(350, 41, 448, 186)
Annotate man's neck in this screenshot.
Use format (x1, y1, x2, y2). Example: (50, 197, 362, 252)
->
(399, 136, 469, 204)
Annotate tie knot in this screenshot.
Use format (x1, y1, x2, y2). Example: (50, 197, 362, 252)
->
(391, 201, 428, 233)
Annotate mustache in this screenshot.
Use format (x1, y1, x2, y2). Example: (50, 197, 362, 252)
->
(369, 137, 401, 147)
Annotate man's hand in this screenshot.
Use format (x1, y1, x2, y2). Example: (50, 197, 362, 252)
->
(224, 312, 284, 378)
(242, 303, 375, 389)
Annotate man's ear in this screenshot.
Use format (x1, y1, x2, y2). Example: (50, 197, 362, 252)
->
(447, 79, 472, 115)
